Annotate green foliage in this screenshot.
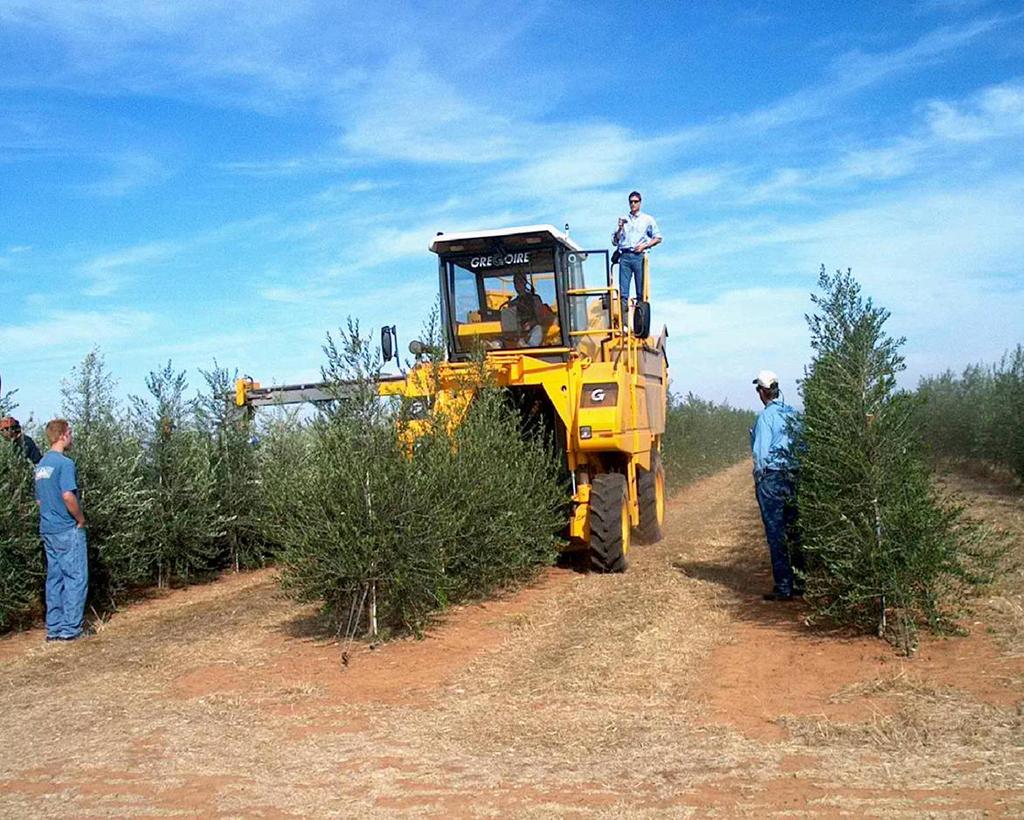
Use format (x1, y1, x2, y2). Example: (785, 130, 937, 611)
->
(61, 350, 154, 603)
(2, 352, 275, 628)
(917, 345, 1024, 481)
(798, 267, 992, 652)
(0, 441, 43, 630)
(263, 323, 564, 638)
(196, 362, 269, 570)
(662, 392, 756, 487)
(131, 361, 223, 586)
(1, 387, 18, 418)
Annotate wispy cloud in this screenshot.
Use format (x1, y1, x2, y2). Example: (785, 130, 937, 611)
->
(661, 168, 732, 199)
(914, 0, 998, 15)
(685, 16, 1014, 143)
(496, 124, 648, 197)
(79, 241, 176, 296)
(654, 76, 1023, 211)
(257, 284, 336, 305)
(339, 53, 522, 164)
(656, 287, 812, 407)
(0, 245, 32, 271)
(0, 2, 361, 111)
(926, 79, 1024, 140)
(216, 156, 355, 178)
(78, 151, 169, 197)
(0, 309, 155, 358)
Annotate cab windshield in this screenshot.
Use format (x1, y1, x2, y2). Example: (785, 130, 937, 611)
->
(445, 248, 561, 352)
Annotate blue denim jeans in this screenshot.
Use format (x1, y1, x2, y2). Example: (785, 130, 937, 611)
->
(618, 252, 644, 324)
(754, 471, 803, 595)
(42, 527, 89, 639)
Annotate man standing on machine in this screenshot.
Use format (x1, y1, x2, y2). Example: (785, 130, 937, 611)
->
(612, 191, 662, 328)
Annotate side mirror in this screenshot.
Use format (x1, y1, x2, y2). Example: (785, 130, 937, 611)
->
(408, 339, 426, 357)
(633, 301, 651, 338)
(381, 325, 397, 362)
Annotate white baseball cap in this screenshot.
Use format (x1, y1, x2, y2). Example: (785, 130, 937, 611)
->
(752, 370, 779, 389)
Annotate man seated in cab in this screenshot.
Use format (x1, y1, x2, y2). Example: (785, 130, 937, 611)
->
(502, 271, 555, 347)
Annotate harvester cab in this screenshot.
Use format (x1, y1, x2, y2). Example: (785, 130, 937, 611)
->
(430, 224, 648, 361)
(237, 223, 668, 573)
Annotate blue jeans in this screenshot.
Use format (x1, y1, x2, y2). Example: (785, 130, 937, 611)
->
(618, 252, 644, 324)
(42, 527, 89, 639)
(754, 471, 803, 594)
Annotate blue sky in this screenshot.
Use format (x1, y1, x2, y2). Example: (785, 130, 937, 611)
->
(2, 0, 1023, 420)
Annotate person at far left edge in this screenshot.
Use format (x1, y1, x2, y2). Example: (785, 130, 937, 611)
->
(1, 415, 42, 464)
(34, 419, 90, 642)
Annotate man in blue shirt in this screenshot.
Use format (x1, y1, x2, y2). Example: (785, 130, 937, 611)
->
(34, 418, 89, 641)
(611, 191, 662, 329)
(750, 370, 804, 601)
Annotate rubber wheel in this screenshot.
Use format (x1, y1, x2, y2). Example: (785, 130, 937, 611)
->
(636, 450, 666, 544)
(589, 473, 630, 573)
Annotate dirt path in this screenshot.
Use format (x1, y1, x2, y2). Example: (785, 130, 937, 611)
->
(1, 464, 1021, 817)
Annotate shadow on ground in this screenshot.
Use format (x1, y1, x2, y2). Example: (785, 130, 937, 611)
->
(671, 548, 859, 638)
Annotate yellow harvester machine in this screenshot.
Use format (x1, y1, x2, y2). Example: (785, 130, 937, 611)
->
(237, 224, 668, 571)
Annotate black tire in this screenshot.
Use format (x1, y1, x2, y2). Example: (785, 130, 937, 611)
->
(589, 473, 629, 573)
(636, 450, 666, 544)
(632, 300, 651, 337)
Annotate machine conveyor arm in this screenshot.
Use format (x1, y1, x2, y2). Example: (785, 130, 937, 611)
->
(234, 375, 407, 408)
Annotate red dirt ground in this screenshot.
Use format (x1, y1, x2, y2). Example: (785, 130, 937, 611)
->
(0, 463, 1021, 817)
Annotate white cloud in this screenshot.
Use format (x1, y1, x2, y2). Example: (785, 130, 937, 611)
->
(828, 17, 1007, 91)
(650, 174, 1024, 406)
(831, 142, 922, 182)
(661, 76, 1024, 209)
(926, 79, 1024, 141)
(78, 151, 169, 197)
(216, 156, 357, 178)
(257, 284, 335, 305)
(661, 169, 731, 199)
(672, 16, 1014, 147)
(0, 309, 155, 359)
(784, 177, 1024, 285)
(0, 245, 32, 272)
(340, 53, 522, 164)
(496, 124, 645, 196)
(78, 241, 175, 296)
(0, 1, 359, 111)
(655, 287, 812, 409)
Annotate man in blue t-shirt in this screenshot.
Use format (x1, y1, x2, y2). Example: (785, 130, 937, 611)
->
(750, 370, 804, 601)
(34, 419, 89, 641)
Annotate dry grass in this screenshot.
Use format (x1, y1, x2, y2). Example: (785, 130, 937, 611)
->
(940, 469, 1024, 657)
(784, 674, 1022, 751)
